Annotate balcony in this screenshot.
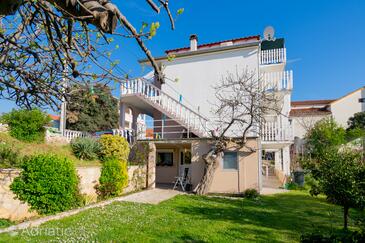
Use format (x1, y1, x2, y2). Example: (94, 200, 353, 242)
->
(261, 119, 293, 143)
(260, 48, 286, 65)
(262, 70, 293, 91)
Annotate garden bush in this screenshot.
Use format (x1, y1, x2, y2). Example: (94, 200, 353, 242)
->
(0, 109, 51, 142)
(99, 135, 130, 161)
(96, 158, 128, 199)
(0, 143, 22, 168)
(70, 137, 101, 160)
(10, 154, 82, 215)
(243, 188, 259, 199)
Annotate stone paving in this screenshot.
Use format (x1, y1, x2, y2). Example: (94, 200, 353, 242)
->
(260, 187, 289, 195)
(0, 188, 183, 234)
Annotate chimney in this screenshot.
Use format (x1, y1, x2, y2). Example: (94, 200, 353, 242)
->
(190, 34, 198, 51)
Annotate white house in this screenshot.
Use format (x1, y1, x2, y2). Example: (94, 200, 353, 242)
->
(119, 31, 294, 189)
(290, 86, 365, 156)
(291, 86, 365, 139)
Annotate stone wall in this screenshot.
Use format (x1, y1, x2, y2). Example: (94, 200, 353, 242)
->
(0, 124, 8, 133)
(0, 165, 149, 221)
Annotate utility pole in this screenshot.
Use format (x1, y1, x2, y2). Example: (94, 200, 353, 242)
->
(60, 61, 68, 134)
(359, 98, 365, 162)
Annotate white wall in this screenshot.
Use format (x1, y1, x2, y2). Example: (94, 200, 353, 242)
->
(330, 88, 365, 128)
(292, 115, 330, 139)
(160, 46, 259, 118)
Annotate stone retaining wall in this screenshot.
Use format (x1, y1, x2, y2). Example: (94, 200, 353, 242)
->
(0, 165, 148, 221)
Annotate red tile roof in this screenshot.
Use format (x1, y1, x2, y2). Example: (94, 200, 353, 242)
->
(290, 108, 332, 117)
(165, 35, 260, 54)
(291, 99, 336, 107)
(49, 114, 60, 120)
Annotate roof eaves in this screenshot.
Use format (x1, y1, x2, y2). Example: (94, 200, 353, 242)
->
(139, 40, 260, 64)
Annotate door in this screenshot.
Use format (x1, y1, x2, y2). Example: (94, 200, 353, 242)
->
(179, 149, 192, 179)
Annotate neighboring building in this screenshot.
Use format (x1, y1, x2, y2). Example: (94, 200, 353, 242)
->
(291, 86, 365, 139)
(120, 31, 294, 192)
(49, 114, 61, 129)
(290, 86, 365, 156)
(120, 108, 147, 138)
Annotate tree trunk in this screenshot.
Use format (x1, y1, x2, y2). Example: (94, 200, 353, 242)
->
(195, 150, 222, 195)
(343, 205, 349, 230)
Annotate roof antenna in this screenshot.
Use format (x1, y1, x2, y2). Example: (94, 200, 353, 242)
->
(263, 26, 275, 41)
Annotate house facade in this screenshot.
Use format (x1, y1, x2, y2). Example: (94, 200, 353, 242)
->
(290, 86, 365, 156)
(120, 32, 294, 192)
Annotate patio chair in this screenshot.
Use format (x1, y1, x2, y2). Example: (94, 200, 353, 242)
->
(173, 167, 190, 191)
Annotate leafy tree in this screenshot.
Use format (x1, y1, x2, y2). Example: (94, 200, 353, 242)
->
(305, 118, 346, 159)
(0, 1, 182, 109)
(348, 112, 365, 130)
(66, 84, 119, 132)
(303, 119, 365, 230)
(308, 150, 365, 230)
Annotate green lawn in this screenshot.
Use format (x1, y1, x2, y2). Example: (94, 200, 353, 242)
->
(0, 191, 363, 242)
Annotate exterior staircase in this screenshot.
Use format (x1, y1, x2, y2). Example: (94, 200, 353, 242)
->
(120, 78, 209, 138)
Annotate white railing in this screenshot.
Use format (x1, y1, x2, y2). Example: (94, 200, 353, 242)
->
(46, 128, 134, 143)
(121, 78, 209, 137)
(62, 129, 89, 141)
(262, 70, 293, 91)
(260, 48, 286, 65)
(261, 119, 293, 142)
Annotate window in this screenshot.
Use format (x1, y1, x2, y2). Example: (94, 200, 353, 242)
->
(157, 152, 173, 166)
(223, 152, 238, 170)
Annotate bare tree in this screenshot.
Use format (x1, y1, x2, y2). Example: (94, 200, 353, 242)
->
(0, 0, 180, 109)
(195, 68, 283, 195)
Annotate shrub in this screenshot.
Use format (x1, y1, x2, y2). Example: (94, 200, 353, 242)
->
(243, 189, 259, 199)
(0, 219, 13, 228)
(1, 109, 51, 142)
(96, 158, 128, 199)
(285, 182, 299, 190)
(0, 143, 22, 168)
(70, 137, 101, 160)
(10, 154, 82, 215)
(99, 135, 130, 161)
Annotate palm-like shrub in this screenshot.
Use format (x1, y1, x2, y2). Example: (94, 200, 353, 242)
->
(70, 137, 101, 160)
(10, 154, 82, 215)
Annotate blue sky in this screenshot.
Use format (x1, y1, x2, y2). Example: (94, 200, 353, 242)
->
(1, 0, 364, 113)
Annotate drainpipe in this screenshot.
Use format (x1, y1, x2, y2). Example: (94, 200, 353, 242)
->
(258, 138, 263, 192)
(258, 41, 263, 193)
(237, 153, 241, 193)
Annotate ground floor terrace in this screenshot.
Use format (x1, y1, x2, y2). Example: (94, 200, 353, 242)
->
(147, 137, 261, 194)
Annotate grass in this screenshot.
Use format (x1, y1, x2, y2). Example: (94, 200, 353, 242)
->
(0, 132, 100, 167)
(0, 191, 363, 242)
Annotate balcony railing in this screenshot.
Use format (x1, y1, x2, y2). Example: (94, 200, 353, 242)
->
(262, 70, 293, 91)
(261, 120, 293, 142)
(260, 48, 286, 65)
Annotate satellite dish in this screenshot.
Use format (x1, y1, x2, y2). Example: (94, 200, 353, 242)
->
(263, 26, 275, 41)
